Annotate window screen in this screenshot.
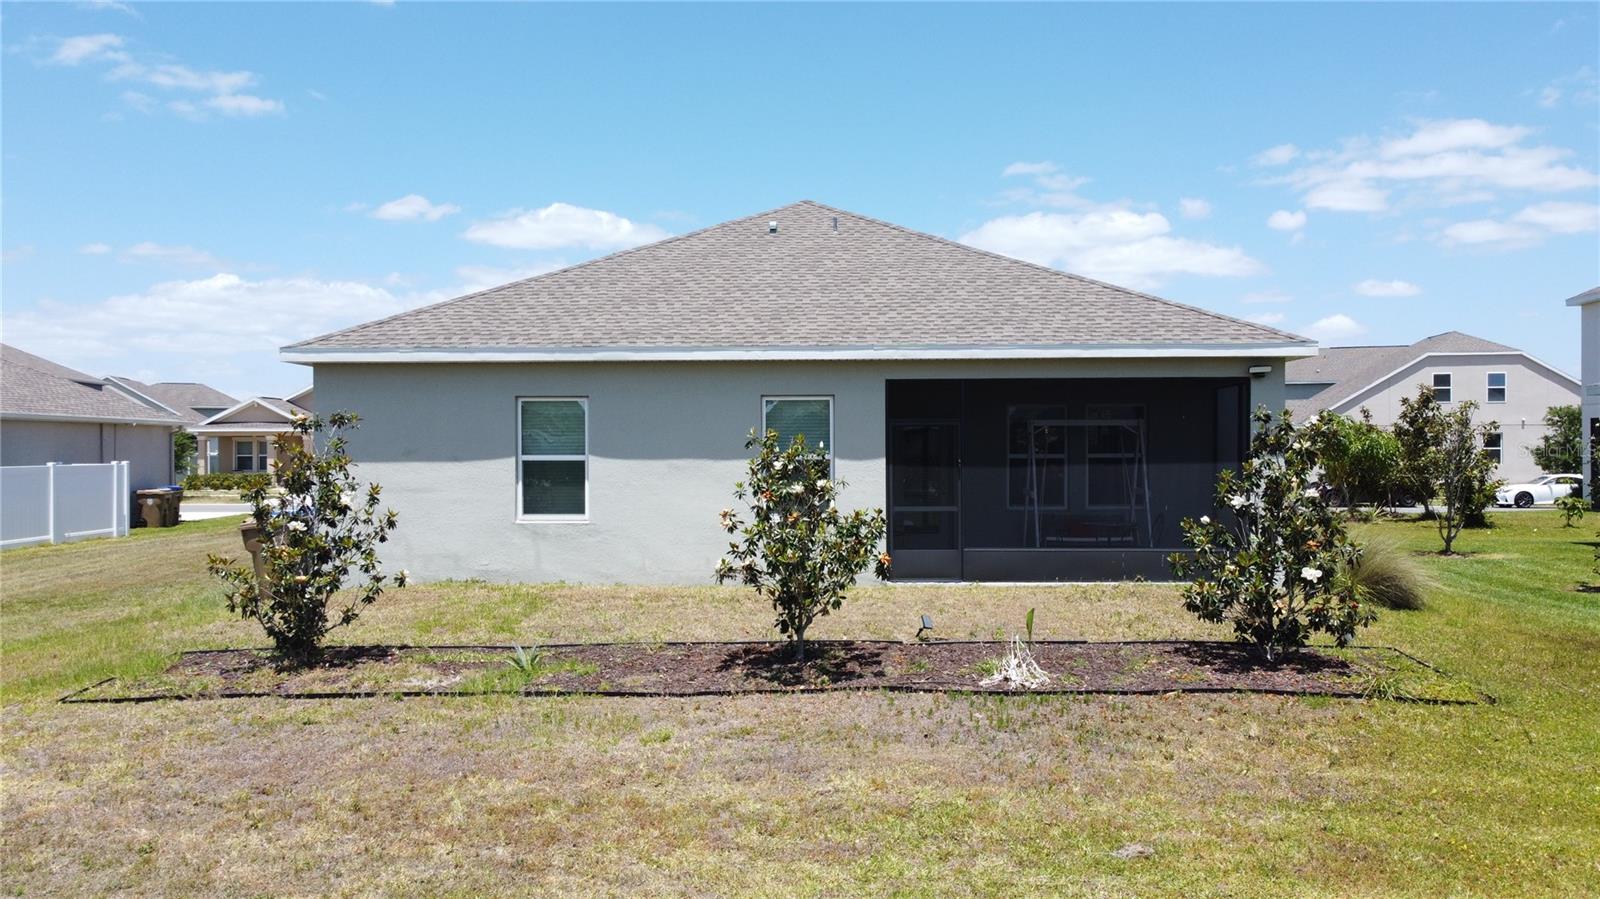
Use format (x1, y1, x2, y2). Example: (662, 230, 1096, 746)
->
(763, 397, 832, 453)
(519, 399, 587, 518)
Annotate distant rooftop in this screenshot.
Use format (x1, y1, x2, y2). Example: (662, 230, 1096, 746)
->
(1, 345, 183, 424)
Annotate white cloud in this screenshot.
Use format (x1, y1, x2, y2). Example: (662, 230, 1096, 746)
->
(1178, 197, 1212, 219)
(1303, 313, 1365, 340)
(959, 210, 1262, 290)
(1246, 312, 1287, 325)
(1242, 290, 1292, 304)
(1378, 119, 1530, 158)
(1002, 161, 1058, 177)
(118, 241, 225, 269)
(78, 242, 113, 255)
(203, 93, 284, 117)
(371, 194, 462, 223)
(79, 0, 139, 15)
(120, 90, 155, 113)
(1533, 67, 1599, 109)
(1262, 118, 1597, 216)
(51, 33, 125, 65)
(1354, 279, 1422, 297)
(1439, 201, 1598, 248)
(1267, 209, 1307, 231)
(462, 202, 670, 251)
(1252, 144, 1300, 167)
(0, 273, 412, 390)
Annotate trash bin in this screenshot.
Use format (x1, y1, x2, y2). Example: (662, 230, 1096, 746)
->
(134, 487, 183, 528)
(162, 486, 184, 526)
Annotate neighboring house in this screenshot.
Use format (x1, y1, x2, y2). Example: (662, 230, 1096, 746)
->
(284, 201, 1312, 584)
(190, 387, 313, 475)
(1567, 286, 1600, 500)
(1285, 331, 1580, 484)
(0, 344, 183, 489)
(103, 377, 237, 424)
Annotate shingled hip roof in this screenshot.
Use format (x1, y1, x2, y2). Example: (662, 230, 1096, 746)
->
(284, 201, 1314, 363)
(1, 345, 183, 425)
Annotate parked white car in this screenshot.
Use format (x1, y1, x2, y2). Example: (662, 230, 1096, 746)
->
(1495, 474, 1584, 508)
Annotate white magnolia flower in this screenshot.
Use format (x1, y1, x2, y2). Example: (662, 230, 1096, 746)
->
(788, 483, 805, 494)
(816, 479, 830, 489)
(1199, 515, 1211, 525)
(1228, 495, 1248, 510)
(1300, 566, 1323, 583)
(397, 569, 410, 581)
(286, 520, 307, 533)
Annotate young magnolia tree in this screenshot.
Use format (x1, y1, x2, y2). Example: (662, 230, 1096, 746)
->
(1433, 401, 1501, 554)
(1393, 385, 1446, 517)
(1170, 408, 1375, 661)
(715, 429, 890, 662)
(208, 411, 405, 666)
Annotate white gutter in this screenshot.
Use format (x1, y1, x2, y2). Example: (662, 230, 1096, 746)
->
(0, 411, 182, 426)
(281, 342, 1319, 365)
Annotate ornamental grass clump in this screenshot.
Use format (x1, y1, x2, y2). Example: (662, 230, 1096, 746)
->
(715, 429, 890, 663)
(207, 411, 405, 667)
(1170, 408, 1376, 662)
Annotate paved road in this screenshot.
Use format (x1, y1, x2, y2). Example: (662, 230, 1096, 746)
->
(180, 502, 251, 522)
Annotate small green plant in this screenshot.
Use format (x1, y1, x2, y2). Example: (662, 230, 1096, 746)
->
(979, 607, 1050, 689)
(507, 644, 545, 675)
(1555, 495, 1587, 528)
(1025, 607, 1036, 643)
(715, 428, 890, 663)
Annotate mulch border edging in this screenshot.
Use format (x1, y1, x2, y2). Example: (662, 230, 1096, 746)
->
(57, 639, 1487, 706)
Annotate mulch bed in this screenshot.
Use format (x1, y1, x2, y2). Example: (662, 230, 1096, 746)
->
(62, 640, 1480, 704)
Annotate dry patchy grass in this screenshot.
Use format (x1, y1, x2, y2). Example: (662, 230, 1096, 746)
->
(2, 513, 1598, 896)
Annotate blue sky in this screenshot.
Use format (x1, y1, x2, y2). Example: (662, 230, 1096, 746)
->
(3, 2, 1597, 398)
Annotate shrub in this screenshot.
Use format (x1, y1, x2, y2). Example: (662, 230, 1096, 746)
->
(1170, 407, 1376, 662)
(1393, 385, 1446, 515)
(1315, 409, 1402, 510)
(715, 428, 890, 662)
(183, 472, 272, 492)
(1556, 494, 1587, 528)
(173, 428, 197, 476)
(207, 412, 404, 666)
(1530, 404, 1582, 476)
(1433, 401, 1502, 552)
(1344, 537, 1427, 610)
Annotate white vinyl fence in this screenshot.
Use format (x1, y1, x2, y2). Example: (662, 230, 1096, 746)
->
(0, 462, 131, 549)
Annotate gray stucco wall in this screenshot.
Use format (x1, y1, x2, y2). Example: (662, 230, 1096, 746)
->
(312, 357, 1288, 585)
(0, 420, 174, 489)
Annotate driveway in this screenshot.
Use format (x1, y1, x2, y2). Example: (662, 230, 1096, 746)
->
(180, 502, 250, 522)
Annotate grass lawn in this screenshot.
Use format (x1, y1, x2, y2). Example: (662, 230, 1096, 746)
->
(2, 513, 1597, 896)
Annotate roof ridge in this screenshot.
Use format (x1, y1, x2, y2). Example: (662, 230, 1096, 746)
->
(792, 200, 1313, 346)
(288, 201, 814, 349)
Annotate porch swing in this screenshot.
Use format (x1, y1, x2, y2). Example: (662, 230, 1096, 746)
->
(1021, 416, 1152, 548)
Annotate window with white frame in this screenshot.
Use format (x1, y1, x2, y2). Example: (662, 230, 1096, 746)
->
(762, 396, 833, 455)
(1432, 372, 1453, 403)
(233, 439, 267, 472)
(1484, 431, 1502, 464)
(1487, 372, 1507, 404)
(206, 438, 219, 474)
(518, 398, 588, 519)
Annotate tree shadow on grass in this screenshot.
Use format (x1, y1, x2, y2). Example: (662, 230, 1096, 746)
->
(715, 642, 887, 687)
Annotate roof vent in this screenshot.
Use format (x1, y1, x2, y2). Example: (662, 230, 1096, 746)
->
(832, 216, 838, 232)
(767, 221, 778, 234)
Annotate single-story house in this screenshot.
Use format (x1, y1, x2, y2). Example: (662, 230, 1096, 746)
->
(1567, 287, 1600, 501)
(0, 344, 183, 489)
(1286, 331, 1580, 485)
(190, 386, 313, 475)
(283, 201, 1314, 583)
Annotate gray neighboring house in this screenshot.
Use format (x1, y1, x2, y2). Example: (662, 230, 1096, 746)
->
(0, 344, 184, 489)
(1567, 286, 1600, 499)
(104, 377, 238, 425)
(1286, 331, 1580, 485)
(283, 200, 1315, 584)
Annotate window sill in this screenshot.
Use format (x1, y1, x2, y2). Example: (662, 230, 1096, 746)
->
(515, 516, 590, 525)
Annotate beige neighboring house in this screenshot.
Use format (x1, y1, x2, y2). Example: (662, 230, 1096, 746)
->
(0, 344, 184, 489)
(1286, 331, 1580, 484)
(190, 387, 313, 475)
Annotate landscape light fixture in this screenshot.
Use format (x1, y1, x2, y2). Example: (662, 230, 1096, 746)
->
(916, 614, 934, 640)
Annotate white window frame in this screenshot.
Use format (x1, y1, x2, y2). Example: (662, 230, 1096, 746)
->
(1432, 372, 1453, 404)
(760, 395, 835, 459)
(516, 397, 589, 523)
(1484, 431, 1502, 464)
(1486, 371, 1507, 404)
(234, 439, 259, 472)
